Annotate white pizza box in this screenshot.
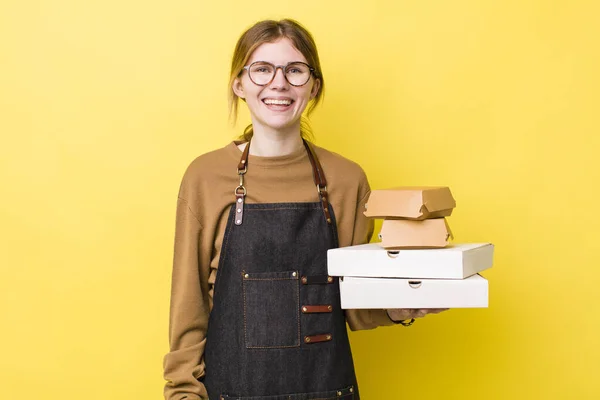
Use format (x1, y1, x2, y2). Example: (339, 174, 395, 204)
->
(339, 274, 488, 309)
(327, 243, 493, 279)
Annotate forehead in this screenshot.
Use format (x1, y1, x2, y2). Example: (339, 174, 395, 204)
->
(247, 38, 308, 65)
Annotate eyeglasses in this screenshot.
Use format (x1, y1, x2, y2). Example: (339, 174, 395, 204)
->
(242, 61, 315, 87)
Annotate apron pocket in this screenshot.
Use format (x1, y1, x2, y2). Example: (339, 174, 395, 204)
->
(242, 270, 300, 348)
(221, 385, 355, 399)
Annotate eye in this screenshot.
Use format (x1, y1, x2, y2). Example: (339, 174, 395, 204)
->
(250, 63, 274, 74)
(286, 63, 309, 75)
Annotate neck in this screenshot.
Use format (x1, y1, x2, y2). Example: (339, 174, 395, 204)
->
(246, 121, 304, 157)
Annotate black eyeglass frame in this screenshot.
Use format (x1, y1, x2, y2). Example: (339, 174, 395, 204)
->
(241, 61, 316, 87)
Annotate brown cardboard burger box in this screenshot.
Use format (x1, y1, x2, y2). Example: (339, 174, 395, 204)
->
(378, 218, 453, 249)
(364, 186, 456, 220)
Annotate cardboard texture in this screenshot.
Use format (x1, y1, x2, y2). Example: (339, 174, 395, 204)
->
(363, 186, 456, 220)
(327, 243, 493, 279)
(338, 274, 488, 309)
(378, 218, 453, 249)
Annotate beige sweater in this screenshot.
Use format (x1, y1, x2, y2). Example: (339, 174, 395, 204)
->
(163, 141, 394, 400)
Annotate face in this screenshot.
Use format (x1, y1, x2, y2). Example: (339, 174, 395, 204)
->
(232, 38, 321, 135)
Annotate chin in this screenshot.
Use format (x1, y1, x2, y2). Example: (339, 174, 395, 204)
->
(260, 117, 301, 132)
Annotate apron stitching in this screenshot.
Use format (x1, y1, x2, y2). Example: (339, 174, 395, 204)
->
(242, 269, 248, 349)
(244, 278, 298, 281)
(296, 273, 301, 347)
(246, 207, 320, 211)
(214, 206, 235, 297)
(328, 206, 339, 247)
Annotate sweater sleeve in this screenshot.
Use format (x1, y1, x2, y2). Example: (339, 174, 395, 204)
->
(163, 196, 210, 400)
(344, 184, 395, 331)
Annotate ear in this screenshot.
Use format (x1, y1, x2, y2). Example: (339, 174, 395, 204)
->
(232, 77, 245, 99)
(310, 78, 321, 100)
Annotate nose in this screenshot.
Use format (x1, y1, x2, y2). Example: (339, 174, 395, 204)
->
(269, 66, 289, 89)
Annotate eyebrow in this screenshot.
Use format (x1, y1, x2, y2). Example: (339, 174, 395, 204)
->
(248, 60, 308, 65)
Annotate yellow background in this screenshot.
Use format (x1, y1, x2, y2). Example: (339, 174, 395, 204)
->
(1, 0, 599, 399)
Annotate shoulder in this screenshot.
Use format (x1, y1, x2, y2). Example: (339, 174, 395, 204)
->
(183, 144, 233, 176)
(178, 142, 237, 200)
(311, 143, 369, 186)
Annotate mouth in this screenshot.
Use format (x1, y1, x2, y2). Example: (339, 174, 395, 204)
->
(262, 97, 294, 109)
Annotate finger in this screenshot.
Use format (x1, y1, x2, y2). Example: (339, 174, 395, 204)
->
(416, 308, 448, 317)
(387, 309, 412, 321)
(426, 308, 449, 314)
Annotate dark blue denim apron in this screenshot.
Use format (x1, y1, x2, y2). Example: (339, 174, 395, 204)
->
(203, 140, 358, 400)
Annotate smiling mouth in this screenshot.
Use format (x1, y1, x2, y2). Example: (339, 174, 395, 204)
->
(262, 99, 293, 106)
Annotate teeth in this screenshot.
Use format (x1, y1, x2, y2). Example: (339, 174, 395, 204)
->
(264, 99, 292, 105)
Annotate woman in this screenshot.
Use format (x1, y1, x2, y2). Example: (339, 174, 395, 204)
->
(163, 19, 444, 400)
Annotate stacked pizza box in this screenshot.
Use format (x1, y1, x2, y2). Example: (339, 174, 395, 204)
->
(327, 187, 493, 309)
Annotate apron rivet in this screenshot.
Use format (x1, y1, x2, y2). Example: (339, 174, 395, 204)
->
(302, 306, 308, 312)
(337, 391, 342, 396)
(236, 219, 241, 224)
(304, 337, 311, 343)
(327, 276, 333, 283)
(237, 198, 242, 203)
(327, 306, 332, 311)
(350, 387, 354, 393)
(326, 334, 332, 340)
(292, 271, 297, 277)
(237, 208, 241, 213)
(244, 273, 249, 278)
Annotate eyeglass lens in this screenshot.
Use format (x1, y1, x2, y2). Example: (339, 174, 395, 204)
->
(248, 62, 311, 86)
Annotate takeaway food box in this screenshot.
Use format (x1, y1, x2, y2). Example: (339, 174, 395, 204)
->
(364, 186, 457, 249)
(337, 274, 488, 309)
(378, 218, 453, 249)
(327, 243, 493, 309)
(364, 186, 456, 220)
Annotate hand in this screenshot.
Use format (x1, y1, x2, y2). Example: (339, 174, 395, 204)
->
(386, 308, 448, 322)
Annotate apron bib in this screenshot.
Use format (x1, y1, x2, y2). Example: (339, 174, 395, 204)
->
(203, 140, 359, 400)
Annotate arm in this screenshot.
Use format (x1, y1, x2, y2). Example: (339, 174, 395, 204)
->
(163, 197, 210, 400)
(344, 185, 396, 331)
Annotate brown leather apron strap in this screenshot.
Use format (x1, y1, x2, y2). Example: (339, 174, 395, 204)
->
(301, 275, 334, 285)
(301, 305, 333, 313)
(234, 142, 250, 226)
(302, 140, 327, 188)
(304, 333, 332, 344)
(235, 139, 333, 225)
(237, 141, 250, 173)
(303, 140, 332, 224)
